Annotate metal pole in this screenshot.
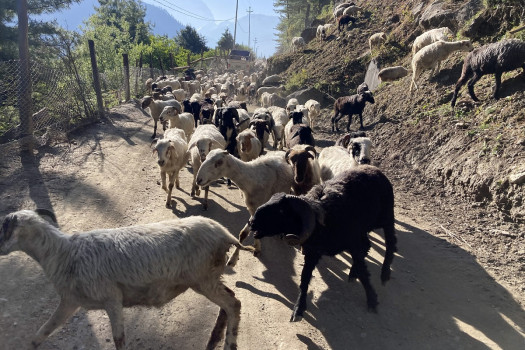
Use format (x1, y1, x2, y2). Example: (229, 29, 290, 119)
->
(233, 0, 238, 50)
(247, 6, 253, 51)
(17, 0, 33, 151)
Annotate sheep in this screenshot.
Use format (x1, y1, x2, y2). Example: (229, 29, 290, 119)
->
(187, 124, 227, 210)
(236, 128, 262, 162)
(333, 2, 355, 19)
(331, 90, 375, 132)
(158, 107, 195, 142)
(450, 39, 525, 107)
(195, 149, 294, 262)
(247, 165, 397, 321)
(152, 79, 182, 91)
(369, 32, 387, 52)
(304, 99, 321, 128)
(257, 86, 284, 98)
(291, 37, 306, 53)
(338, 14, 356, 33)
(286, 98, 299, 113)
(260, 91, 272, 108)
(378, 66, 409, 82)
(145, 77, 153, 91)
(286, 123, 315, 149)
(286, 145, 321, 195)
(141, 96, 181, 138)
(412, 27, 454, 55)
(171, 88, 187, 102)
(319, 134, 372, 181)
(410, 39, 473, 92)
(267, 106, 289, 150)
(317, 24, 327, 42)
(284, 111, 309, 147)
(0, 209, 254, 350)
(152, 128, 188, 208)
(343, 5, 362, 17)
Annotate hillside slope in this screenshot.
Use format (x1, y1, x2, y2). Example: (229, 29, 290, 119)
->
(268, 0, 524, 298)
(269, 0, 525, 222)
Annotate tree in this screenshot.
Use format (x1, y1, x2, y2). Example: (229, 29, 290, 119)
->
(0, 0, 80, 60)
(217, 28, 234, 55)
(175, 25, 208, 54)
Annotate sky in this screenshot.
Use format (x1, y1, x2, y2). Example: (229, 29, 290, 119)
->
(141, 0, 278, 56)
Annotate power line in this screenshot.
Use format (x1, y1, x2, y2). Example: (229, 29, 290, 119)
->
(150, 0, 234, 22)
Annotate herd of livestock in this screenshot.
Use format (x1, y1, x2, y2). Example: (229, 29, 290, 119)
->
(2, 1, 525, 349)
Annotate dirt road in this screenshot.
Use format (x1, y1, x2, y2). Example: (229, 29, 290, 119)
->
(0, 103, 524, 349)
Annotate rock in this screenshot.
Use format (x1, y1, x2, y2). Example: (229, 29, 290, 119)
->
(262, 74, 282, 86)
(300, 27, 318, 43)
(419, 1, 457, 31)
(285, 87, 335, 108)
(509, 171, 525, 185)
(456, 0, 484, 25)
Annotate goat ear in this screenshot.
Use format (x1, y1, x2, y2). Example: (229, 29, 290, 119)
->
(35, 209, 58, 226)
(150, 139, 158, 148)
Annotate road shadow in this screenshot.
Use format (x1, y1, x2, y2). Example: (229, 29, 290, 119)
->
(294, 219, 525, 349)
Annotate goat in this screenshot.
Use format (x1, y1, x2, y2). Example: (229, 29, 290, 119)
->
(248, 165, 397, 321)
(286, 145, 321, 195)
(187, 124, 227, 210)
(0, 209, 255, 349)
(450, 39, 525, 106)
(141, 96, 181, 138)
(196, 149, 294, 263)
(152, 128, 188, 208)
(331, 91, 375, 132)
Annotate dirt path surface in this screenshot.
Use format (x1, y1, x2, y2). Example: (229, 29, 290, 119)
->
(1, 103, 524, 350)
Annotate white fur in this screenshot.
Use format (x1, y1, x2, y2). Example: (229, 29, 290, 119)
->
(412, 27, 454, 55)
(0, 210, 252, 350)
(158, 107, 195, 142)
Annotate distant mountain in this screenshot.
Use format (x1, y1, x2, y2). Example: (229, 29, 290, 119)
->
(34, 0, 183, 37)
(198, 14, 279, 58)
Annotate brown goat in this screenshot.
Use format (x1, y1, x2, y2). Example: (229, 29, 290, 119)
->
(285, 145, 321, 195)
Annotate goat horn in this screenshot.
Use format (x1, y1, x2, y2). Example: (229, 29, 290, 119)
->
(304, 146, 317, 157)
(282, 195, 316, 245)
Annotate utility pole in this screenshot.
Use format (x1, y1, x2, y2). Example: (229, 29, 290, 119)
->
(247, 6, 253, 51)
(253, 37, 258, 57)
(233, 0, 239, 50)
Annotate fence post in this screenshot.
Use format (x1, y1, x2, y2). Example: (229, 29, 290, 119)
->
(17, 0, 33, 151)
(169, 53, 174, 75)
(187, 52, 191, 67)
(88, 40, 104, 119)
(149, 53, 154, 79)
(122, 53, 130, 102)
(136, 53, 143, 97)
(158, 57, 164, 76)
(200, 49, 204, 69)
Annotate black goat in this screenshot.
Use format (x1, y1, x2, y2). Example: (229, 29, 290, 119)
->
(286, 124, 315, 149)
(338, 14, 356, 33)
(214, 107, 240, 156)
(331, 91, 375, 132)
(248, 165, 397, 321)
(451, 39, 525, 107)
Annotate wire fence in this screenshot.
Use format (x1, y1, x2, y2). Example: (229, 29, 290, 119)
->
(0, 59, 97, 145)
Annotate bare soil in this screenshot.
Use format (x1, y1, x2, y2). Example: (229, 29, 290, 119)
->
(0, 102, 524, 350)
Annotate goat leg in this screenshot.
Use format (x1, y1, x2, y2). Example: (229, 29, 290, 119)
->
(291, 253, 320, 322)
(105, 300, 126, 350)
(467, 72, 482, 102)
(493, 71, 502, 100)
(32, 298, 79, 348)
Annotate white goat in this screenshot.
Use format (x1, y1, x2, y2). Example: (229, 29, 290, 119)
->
(369, 32, 387, 52)
(343, 5, 362, 17)
(187, 124, 226, 210)
(378, 66, 409, 82)
(267, 106, 289, 150)
(304, 99, 321, 129)
(412, 27, 454, 55)
(286, 98, 299, 113)
(318, 135, 372, 181)
(236, 128, 262, 162)
(196, 149, 294, 263)
(410, 39, 473, 91)
(141, 96, 181, 138)
(152, 128, 188, 207)
(0, 209, 254, 350)
(291, 37, 306, 53)
(158, 107, 195, 142)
